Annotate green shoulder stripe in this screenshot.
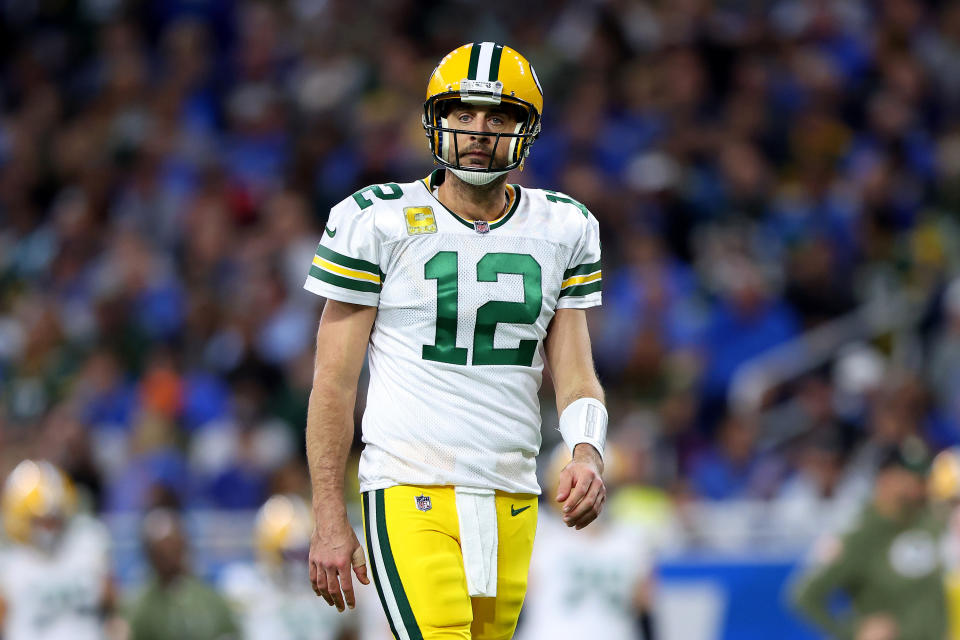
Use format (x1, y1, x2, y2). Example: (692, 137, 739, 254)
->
(563, 260, 601, 280)
(309, 265, 381, 293)
(315, 244, 380, 275)
(559, 281, 602, 298)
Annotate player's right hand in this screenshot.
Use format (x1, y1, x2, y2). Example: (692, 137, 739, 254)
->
(308, 517, 370, 612)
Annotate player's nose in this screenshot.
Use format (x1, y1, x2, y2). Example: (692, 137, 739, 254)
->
(470, 117, 494, 138)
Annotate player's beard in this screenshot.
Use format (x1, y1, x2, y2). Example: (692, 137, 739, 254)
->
(442, 123, 511, 185)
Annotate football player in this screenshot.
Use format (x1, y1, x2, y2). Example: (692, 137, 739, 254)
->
(0, 459, 116, 640)
(304, 42, 608, 640)
(929, 447, 960, 640)
(516, 446, 656, 640)
(220, 494, 358, 640)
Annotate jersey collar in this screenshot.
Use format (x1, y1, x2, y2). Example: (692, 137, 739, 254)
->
(421, 169, 521, 231)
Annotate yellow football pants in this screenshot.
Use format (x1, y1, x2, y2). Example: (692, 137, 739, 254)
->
(948, 571, 960, 640)
(361, 485, 537, 640)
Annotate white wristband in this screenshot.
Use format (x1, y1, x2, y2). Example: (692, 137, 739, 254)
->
(558, 397, 608, 461)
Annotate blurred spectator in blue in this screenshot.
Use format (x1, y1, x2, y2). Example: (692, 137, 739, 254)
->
(692, 413, 770, 500)
(700, 255, 800, 413)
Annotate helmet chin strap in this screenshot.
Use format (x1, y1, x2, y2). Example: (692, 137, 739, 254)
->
(448, 167, 509, 185)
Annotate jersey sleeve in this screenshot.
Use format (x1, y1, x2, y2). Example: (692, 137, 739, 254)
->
(303, 199, 382, 307)
(557, 211, 602, 309)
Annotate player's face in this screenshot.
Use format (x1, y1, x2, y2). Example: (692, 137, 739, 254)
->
(30, 514, 65, 553)
(885, 467, 927, 514)
(445, 103, 520, 170)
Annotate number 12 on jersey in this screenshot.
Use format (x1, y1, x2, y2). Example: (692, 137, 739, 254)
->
(423, 251, 542, 367)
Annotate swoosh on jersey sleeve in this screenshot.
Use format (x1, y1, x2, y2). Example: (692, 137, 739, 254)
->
(304, 199, 383, 306)
(557, 210, 601, 309)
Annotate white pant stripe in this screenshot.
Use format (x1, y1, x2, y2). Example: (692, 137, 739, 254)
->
(367, 491, 411, 640)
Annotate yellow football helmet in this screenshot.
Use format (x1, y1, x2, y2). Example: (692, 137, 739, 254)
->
(254, 494, 313, 567)
(423, 42, 543, 177)
(930, 448, 960, 501)
(2, 459, 76, 546)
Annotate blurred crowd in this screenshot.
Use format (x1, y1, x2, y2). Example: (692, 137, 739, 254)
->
(3, 0, 960, 554)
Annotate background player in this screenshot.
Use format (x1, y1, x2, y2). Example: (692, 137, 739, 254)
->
(0, 460, 117, 640)
(928, 447, 960, 640)
(304, 42, 608, 639)
(221, 493, 358, 640)
(516, 445, 656, 640)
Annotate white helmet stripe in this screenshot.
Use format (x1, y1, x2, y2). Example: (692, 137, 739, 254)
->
(476, 42, 495, 82)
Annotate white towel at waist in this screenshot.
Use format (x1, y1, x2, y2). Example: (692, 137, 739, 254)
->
(454, 486, 498, 597)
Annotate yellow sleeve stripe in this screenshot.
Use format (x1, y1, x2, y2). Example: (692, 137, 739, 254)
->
(560, 270, 601, 289)
(312, 255, 382, 284)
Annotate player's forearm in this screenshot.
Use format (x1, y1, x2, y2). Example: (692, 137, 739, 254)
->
(559, 379, 606, 471)
(555, 379, 604, 415)
(305, 379, 358, 518)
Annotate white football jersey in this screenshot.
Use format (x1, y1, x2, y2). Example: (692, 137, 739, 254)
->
(220, 562, 355, 640)
(0, 515, 111, 640)
(516, 513, 653, 640)
(304, 170, 602, 494)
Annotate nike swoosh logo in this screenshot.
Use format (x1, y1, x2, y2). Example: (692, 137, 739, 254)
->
(324, 226, 337, 238)
(511, 505, 530, 517)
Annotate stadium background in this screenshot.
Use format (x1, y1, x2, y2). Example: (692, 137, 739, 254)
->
(2, 0, 960, 638)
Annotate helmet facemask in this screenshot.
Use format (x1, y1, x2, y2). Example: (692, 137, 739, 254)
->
(423, 94, 540, 185)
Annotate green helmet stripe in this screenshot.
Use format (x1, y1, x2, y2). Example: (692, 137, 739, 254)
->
(489, 44, 503, 81)
(467, 43, 481, 80)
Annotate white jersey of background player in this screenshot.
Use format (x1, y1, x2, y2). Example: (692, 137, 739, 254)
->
(516, 448, 655, 640)
(220, 494, 358, 640)
(0, 460, 113, 640)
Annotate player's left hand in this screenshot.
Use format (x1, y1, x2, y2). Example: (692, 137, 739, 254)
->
(555, 444, 605, 530)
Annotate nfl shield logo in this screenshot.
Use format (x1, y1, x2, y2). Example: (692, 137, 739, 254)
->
(473, 220, 490, 234)
(415, 495, 432, 512)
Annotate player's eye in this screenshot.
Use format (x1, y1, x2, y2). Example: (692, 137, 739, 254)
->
(457, 113, 472, 123)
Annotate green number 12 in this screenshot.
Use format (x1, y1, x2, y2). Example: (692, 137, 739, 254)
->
(423, 252, 542, 366)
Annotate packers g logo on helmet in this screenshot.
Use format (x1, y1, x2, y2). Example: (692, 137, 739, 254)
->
(2, 459, 76, 546)
(422, 42, 543, 177)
